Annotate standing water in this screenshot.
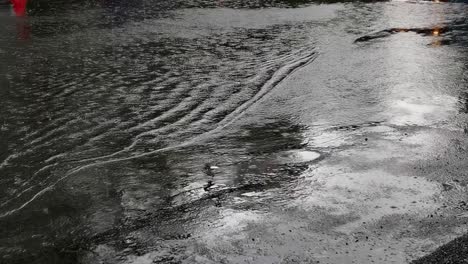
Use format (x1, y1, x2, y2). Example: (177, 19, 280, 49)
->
(1, 0, 468, 263)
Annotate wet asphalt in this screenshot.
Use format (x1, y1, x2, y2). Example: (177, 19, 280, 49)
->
(1, 0, 468, 263)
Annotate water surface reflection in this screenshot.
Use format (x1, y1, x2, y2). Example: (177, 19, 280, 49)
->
(1, 0, 468, 263)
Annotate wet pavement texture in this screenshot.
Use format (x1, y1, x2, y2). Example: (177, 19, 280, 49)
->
(1, 0, 468, 263)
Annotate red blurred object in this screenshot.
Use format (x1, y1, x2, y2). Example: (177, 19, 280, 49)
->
(10, 0, 27, 16)
(9, 0, 30, 40)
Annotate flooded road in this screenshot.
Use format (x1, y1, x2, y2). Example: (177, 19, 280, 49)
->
(1, 0, 468, 263)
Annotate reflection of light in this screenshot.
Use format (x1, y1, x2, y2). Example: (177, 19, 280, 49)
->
(389, 96, 457, 126)
(430, 39, 442, 47)
(434, 0, 440, 3)
(432, 28, 440, 36)
(276, 150, 320, 163)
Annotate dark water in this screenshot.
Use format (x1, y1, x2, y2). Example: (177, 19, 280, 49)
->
(1, 0, 468, 263)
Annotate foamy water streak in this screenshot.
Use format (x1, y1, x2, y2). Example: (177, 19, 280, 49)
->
(0, 49, 318, 218)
